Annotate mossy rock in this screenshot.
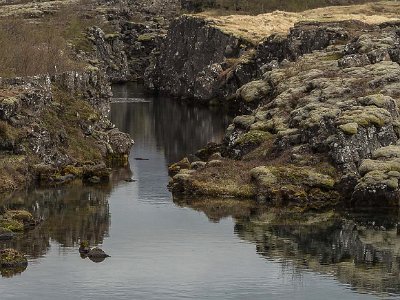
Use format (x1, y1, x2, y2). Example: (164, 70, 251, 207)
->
(105, 33, 121, 39)
(358, 94, 394, 108)
(372, 145, 400, 160)
(168, 157, 191, 177)
(250, 166, 278, 187)
(235, 130, 272, 147)
(236, 80, 270, 103)
(338, 106, 391, 128)
(250, 164, 337, 208)
(233, 115, 256, 129)
(338, 122, 358, 135)
(358, 158, 400, 176)
(137, 33, 156, 42)
(63, 165, 83, 177)
(355, 170, 399, 192)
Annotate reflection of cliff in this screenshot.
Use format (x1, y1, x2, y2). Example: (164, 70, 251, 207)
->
(111, 83, 231, 164)
(0, 166, 131, 259)
(178, 197, 400, 297)
(237, 214, 400, 297)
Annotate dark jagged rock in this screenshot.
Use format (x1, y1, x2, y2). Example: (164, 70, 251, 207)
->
(145, 15, 253, 101)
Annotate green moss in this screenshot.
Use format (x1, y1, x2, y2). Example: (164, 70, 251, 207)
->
(338, 106, 391, 128)
(322, 52, 344, 61)
(253, 165, 335, 190)
(191, 178, 256, 198)
(1, 97, 18, 106)
(50, 88, 103, 163)
(137, 33, 156, 42)
(358, 94, 393, 108)
(63, 165, 83, 176)
(237, 80, 270, 103)
(356, 169, 400, 191)
(233, 115, 256, 129)
(235, 130, 272, 146)
(358, 159, 400, 176)
(105, 33, 121, 39)
(372, 145, 400, 159)
(339, 122, 358, 135)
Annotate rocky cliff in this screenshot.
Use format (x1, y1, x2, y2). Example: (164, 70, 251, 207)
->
(168, 6, 400, 209)
(0, 70, 133, 192)
(147, 2, 400, 104)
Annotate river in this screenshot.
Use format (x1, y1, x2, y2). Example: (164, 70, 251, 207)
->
(1, 83, 399, 299)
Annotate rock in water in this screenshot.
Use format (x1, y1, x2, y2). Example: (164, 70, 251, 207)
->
(87, 248, 110, 263)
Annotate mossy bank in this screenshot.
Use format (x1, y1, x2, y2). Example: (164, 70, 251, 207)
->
(167, 3, 400, 209)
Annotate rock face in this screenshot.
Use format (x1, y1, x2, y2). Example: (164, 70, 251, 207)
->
(169, 20, 400, 209)
(76, 0, 180, 83)
(146, 15, 253, 101)
(0, 70, 133, 192)
(146, 16, 369, 104)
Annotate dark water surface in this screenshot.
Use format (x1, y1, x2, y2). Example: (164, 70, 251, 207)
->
(1, 83, 399, 299)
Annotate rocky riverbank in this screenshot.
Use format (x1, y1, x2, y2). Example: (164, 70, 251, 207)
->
(0, 70, 133, 192)
(166, 2, 400, 209)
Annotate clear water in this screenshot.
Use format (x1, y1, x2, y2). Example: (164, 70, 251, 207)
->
(1, 83, 399, 299)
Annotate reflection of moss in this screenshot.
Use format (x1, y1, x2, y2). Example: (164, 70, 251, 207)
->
(4, 210, 33, 222)
(0, 249, 28, 278)
(0, 219, 24, 232)
(174, 197, 256, 222)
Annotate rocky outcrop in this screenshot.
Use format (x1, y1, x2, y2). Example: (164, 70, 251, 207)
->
(169, 21, 400, 209)
(146, 16, 371, 105)
(146, 15, 252, 101)
(0, 70, 133, 192)
(74, 0, 181, 82)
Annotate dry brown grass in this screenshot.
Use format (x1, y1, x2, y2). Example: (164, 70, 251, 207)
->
(0, 0, 115, 77)
(196, 1, 400, 44)
(0, 18, 82, 77)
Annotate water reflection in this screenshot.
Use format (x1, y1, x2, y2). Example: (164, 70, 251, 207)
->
(111, 82, 231, 164)
(0, 167, 131, 263)
(178, 198, 400, 297)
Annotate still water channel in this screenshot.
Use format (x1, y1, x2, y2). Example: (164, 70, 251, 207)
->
(1, 83, 399, 299)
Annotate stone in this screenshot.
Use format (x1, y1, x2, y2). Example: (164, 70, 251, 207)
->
(236, 80, 270, 103)
(233, 115, 256, 129)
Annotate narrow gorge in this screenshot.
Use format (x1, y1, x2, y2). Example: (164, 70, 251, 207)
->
(2, 0, 400, 299)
